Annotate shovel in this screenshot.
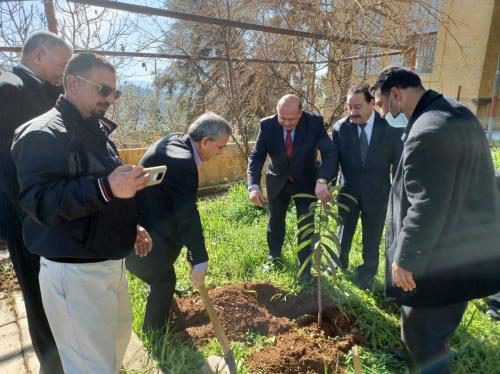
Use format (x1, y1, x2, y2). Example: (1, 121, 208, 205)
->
(198, 284, 238, 374)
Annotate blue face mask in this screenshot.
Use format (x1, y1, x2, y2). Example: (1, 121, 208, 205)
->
(385, 96, 408, 128)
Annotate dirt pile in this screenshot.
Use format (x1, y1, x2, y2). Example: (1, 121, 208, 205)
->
(174, 282, 362, 373)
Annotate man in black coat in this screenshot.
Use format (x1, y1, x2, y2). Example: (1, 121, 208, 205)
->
(126, 113, 232, 333)
(247, 94, 337, 281)
(372, 67, 499, 373)
(0, 31, 71, 373)
(332, 84, 403, 288)
(12, 52, 152, 373)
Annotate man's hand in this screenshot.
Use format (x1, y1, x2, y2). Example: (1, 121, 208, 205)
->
(190, 266, 207, 289)
(392, 262, 416, 292)
(134, 225, 152, 257)
(315, 180, 331, 202)
(249, 187, 265, 208)
(108, 165, 149, 199)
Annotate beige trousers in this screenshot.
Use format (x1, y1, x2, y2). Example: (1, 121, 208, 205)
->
(39, 258, 132, 374)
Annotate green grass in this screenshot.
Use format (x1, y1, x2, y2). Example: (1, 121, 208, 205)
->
(128, 150, 500, 373)
(492, 146, 500, 169)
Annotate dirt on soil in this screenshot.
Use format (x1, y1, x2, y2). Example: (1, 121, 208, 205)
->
(173, 282, 362, 374)
(0, 242, 20, 298)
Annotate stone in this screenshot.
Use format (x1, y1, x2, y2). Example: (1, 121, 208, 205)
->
(200, 355, 231, 374)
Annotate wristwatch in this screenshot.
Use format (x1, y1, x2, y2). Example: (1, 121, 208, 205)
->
(316, 178, 328, 184)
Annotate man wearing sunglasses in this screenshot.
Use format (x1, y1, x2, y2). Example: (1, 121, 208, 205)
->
(11, 52, 152, 374)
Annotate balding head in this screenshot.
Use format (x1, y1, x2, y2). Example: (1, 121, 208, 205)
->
(277, 94, 302, 112)
(276, 94, 303, 130)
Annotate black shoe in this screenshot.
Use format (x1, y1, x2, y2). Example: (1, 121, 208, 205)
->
(263, 256, 284, 272)
(389, 348, 408, 362)
(354, 275, 373, 290)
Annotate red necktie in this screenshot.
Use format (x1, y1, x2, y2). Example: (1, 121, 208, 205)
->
(285, 130, 293, 159)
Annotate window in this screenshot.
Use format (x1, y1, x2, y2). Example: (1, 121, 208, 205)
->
(356, 47, 381, 76)
(414, 33, 437, 73)
(355, 12, 384, 77)
(410, 0, 441, 73)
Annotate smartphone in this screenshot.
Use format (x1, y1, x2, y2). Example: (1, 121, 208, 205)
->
(143, 165, 167, 187)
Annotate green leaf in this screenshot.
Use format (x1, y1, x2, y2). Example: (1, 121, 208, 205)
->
(299, 227, 315, 241)
(324, 232, 342, 251)
(294, 222, 314, 238)
(297, 211, 314, 225)
(337, 202, 351, 213)
(295, 239, 311, 253)
(297, 254, 312, 277)
(292, 193, 317, 199)
(339, 192, 358, 204)
(321, 242, 341, 267)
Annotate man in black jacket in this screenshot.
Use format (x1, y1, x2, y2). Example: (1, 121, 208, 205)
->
(12, 52, 152, 374)
(372, 67, 499, 373)
(332, 84, 403, 288)
(126, 113, 231, 333)
(247, 94, 337, 282)
(0, 31, 71, 373)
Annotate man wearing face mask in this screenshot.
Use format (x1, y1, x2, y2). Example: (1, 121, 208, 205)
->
(331, 84, 403, 289)
(372, 67, 499, 373)
(0, 31, 72, 373)
(11, 52, 153, 374)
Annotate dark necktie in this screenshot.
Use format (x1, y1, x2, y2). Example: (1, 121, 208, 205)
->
(359, 124, 368, 164)
(285, 130, 293, 160)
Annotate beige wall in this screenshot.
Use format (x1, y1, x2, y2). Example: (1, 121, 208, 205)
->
(425, 0, 497, 128)
(330, 0, 500, 129)
(118, 141, 252, 188)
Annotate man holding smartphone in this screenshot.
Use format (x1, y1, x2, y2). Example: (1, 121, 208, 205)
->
(126, 112, 232, 333)
(11, 52, 152, 374)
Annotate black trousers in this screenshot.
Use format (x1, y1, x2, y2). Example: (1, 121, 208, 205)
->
(401, 302, 468, 374)
(337, 195, 386, 281)
(141, 245, 183, 333)
(267, 182, 315, 270)
(6, 235, 63, 374)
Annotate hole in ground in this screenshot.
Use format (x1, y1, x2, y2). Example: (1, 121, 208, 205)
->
(171, 282, 363, 373)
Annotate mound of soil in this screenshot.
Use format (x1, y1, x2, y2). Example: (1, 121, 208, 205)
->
(173, 282, 362, 373)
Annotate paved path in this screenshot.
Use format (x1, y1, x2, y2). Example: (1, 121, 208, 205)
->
(0, 248, 160, 373)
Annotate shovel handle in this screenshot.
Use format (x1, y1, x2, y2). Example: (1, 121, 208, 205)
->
(198, 284, 231, 353)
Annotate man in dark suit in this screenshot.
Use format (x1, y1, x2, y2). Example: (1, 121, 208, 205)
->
(126, 112, 232, 333)
(0, 31, 71, 373)
(247, 94, 337, 282)
(331, 84, 403, 288)
(372, 67, 499, 373)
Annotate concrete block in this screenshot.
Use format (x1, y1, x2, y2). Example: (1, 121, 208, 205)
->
(0, 322, 25, 374)
(14, 293, 26, 319)
(18, 316, 39, 373)
(122, 331, 157, 372)
(0, 298, 16, 326)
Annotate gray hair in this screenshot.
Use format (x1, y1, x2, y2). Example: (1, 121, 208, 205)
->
(22, 31, 72, 57)
(188, 112, 232, 142)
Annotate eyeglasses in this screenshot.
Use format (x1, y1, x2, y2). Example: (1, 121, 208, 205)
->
(75, 75, 122, 99)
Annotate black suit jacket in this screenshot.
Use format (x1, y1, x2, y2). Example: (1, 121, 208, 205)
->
(332, 112, 403, 212)
(0, 67, 62, 238)
(385, 90, 499, 307)
(126, 134, 207, 283)
(247, 112, 337, 201)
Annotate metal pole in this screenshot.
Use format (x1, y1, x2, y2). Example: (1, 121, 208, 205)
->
(487, 50, 500, 141)
(66, 0, 407, 50)
(44, 0, 58, 34)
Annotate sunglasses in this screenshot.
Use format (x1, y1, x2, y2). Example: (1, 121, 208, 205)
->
(75, 75, 122, 99)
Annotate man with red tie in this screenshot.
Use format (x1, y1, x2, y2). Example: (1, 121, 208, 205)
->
(247, 94, 337, 283)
